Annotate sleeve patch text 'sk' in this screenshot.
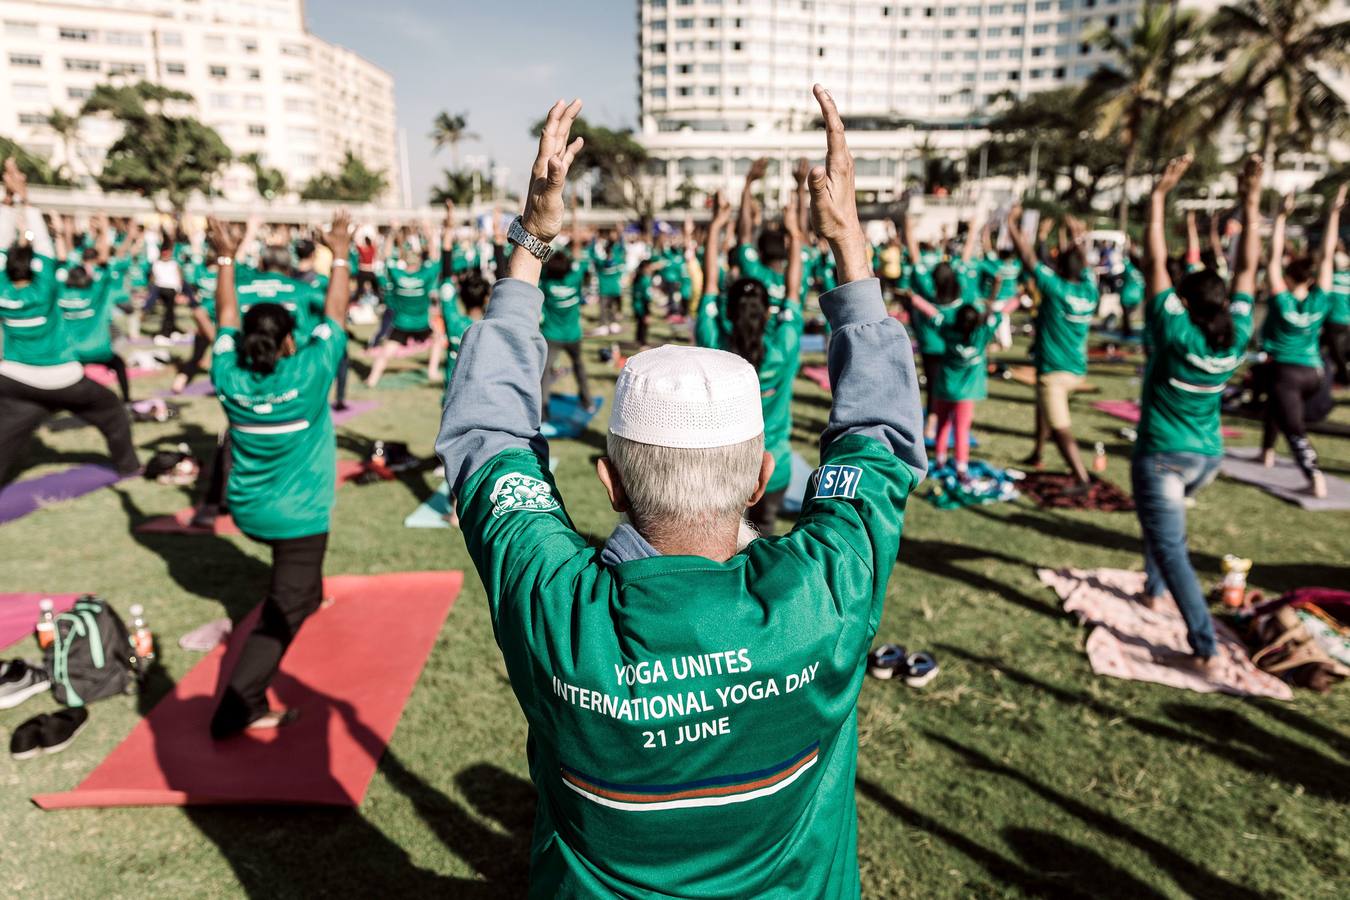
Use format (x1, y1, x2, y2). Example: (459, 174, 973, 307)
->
(811, 465, 863, 500)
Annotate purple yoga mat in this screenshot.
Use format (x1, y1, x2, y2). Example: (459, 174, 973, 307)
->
(0, 465, 126, 526)
(331, 399, 379, 427)
(0, 593, 79, 652)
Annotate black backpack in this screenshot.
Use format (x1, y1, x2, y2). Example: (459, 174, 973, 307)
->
(42, 596, 141, 707)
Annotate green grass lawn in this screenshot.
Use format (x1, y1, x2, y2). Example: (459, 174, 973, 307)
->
(2, 308, 1348, 898)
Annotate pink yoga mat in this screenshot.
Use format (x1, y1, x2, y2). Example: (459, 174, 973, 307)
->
(0, 593, 80, 653)
(801, 365, 831, 392)
(84, 364, 159, 387)
(34, 571, 462, 809)
(1093, 399, 1241, 438)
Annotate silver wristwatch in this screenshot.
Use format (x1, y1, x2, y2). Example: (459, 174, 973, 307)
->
(507, 216, 555, 262)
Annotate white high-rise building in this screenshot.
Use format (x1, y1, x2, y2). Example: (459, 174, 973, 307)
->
(634, 0, 1337, 207)
(0, 0, 400, 203)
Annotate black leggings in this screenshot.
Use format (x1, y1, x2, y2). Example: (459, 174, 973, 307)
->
(89, 354, 132, 402)
(211, 530, 329, 739)
(1262, 363, 1323, 478)
(542, 340, 591, 407)
(0, 373, 139, 485)
(154, 287, 179, 337)
(177, 333, 212, 385)
(1324, 322, 1349, 387)
(353, 270, 382, 301)
(921, 353, 942, 415)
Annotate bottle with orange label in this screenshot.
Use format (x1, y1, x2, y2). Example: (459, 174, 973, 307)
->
(129, 604, 155, 660)
(1220, 555, 1253, 608)
(35, 599, 56, 650)
(1092, 442, 1107, 473)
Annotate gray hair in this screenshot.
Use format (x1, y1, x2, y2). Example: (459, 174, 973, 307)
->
(606, 432, 765, 540)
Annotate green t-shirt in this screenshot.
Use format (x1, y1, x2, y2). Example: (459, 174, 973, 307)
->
(979, 256, 1023, 301)
(1120, 261, 1145, 309)
(105, 256, 133, 306)
(441, 309, 476, 406)
(909, 263, 975, 356)
(450, 244, 479, 275)
(1136, 290, 1254, 457)
(0, 253, 76, 367)
(760, 306, 803, 493)
(233, 267, 327, 341)
(926, 304, 999, 402)
(694, 292, 730, 350)
(632, 274, 653, 318)
(381, 261, 441, 333)
(591, 241, 626, 296)
(57, 265, 116, 361)
(732, 244, 788, 309)
(1032, 262, 1098, 376)
(210, 319, 347, 540)
(1261, 288, 1330, 369)
(541, 260, 587, 343)
(456, 430, 918, 897)
(1329, 271, 1350, 326)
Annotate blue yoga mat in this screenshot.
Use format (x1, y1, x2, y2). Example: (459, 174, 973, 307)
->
(541, 395, 604, 440)
(404, 483, 455, 529)
(800, 334, 827, 354)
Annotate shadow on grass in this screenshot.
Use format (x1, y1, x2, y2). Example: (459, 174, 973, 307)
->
(923, 731, 1265, 900)
(1001, 828, 1168, 899)
(898, 538, 1061, 621)
(132, 654, 532, 897)
(936, 645, 1350, 804)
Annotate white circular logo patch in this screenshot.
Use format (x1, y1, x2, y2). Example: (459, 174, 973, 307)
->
(490, 472, 560, 519)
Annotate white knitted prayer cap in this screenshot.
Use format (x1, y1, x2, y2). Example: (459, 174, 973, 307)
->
(609, 346, 764, 449)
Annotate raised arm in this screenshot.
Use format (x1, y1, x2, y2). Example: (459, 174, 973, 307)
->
(806, 84, 924, 475)
(903, 213, 922, 274)
(1318, 183, 1347, 292)
(442, 200, 456, 254)
(1185, 210, 1202, 269)
(0, 160, 52, 257)
(703, 190, 730, 296)
(738, 157, 768, 248)
(1006, 205, 1038, 271)
(1232, 154, 1264, 298)
(784, 184, 804, 302)
(320, 208, 352, 323)
(206, 218, 243, 330)
(794, 158, 812, 244)
(960, 214, 980, 263)
(437, 98, 584, 493)
(92, 214, 112, 266)
(1268, 194, 1293, 296)
(1147, 154, 1192, 299)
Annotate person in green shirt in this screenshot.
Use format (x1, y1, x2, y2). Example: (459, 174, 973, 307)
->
(59, 245, 133, 402)
(367, 209, 452, 388)
(700, 187, 806, 534)
(204, 210, 352, 740)
(590, 227, 627, 336)
(909, 287, 1021, 476)
(539, 237, 594, 412)
(1118, 249, 1146, 338)
(436, 90, 926, 900)
(1257, 183, 1345, 497)
(1007, 205, 1099, 486)
(1132, 153, 1262, 669)
(732, 156, 791, 313)
(0, 162, 138, 483)
(630, 258, 657, 347)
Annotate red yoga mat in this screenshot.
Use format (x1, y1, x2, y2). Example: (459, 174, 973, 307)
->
(1093, 399, 1241, 438)
(33, 571, 462, 809)
(1, 593, 81, 652)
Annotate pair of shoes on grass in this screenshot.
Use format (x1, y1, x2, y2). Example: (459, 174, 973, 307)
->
(867, 644, 940, 687)
(0, 660, 50, 710)
(10, 708, 89, 760)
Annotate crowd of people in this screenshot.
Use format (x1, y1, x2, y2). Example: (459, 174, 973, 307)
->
(1, 78, 1348, 893)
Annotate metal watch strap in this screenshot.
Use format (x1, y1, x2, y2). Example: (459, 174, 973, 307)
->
(507, 217, 555, 262)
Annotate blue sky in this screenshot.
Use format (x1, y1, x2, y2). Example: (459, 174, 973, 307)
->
(306, 0, 637, 204)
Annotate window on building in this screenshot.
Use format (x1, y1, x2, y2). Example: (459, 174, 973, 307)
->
(280, 42, 310, 58)
(204, 34, 226, 51)
(105, 30, 144, 46)
(209, 64, 228, 78)
(67, 86, 93, 100)
(248, 124, 267, 137)
(160, 31, 184, 46)
(165, 61, 186, 75)
(109, 62, 146, 76)
(12, 82, 46, 101)
(59, 27, 95, 42)
(9, 53, 42, 68)
(3, 19, 38, 37)
(246, 67, 261, 81)
(18, 112, 49, 126)
(209, 93, 232, 109)
(243, 95, 265, 110)
(64, 58, 101, 72)
(240, 38, 259, 53)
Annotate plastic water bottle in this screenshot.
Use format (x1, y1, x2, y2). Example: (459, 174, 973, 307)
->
(129, 604, 155, 660)
(1092, 442, 1107, 473)
(36, 599, 56, 650)
(1220, 556, 1252, 609)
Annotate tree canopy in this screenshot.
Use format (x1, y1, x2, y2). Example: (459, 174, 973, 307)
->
(299, 151, 388, 203)
(0, 136, 73, 187)
(530, 116, 656, 221)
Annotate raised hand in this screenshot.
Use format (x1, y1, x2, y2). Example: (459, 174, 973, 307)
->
(806, 85, 866, 282)
(1332, 183, 1348, 212)
(320, 208, 352, 255)
(1279, 192, 1296, 218)
(710, 190, 731, 227)
(520, 99, 584, 243)
(206, 217, 242, 259)
(746, 157, 770, 185)
(4, 158, 28, 202)
(1239, 154, 1263, 203)
(1154, 154, 1192, 195)
(793, 157, 810, 187)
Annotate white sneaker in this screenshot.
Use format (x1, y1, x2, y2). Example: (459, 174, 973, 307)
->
(0, 661, 50, 710)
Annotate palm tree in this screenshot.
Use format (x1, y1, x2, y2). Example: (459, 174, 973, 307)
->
(1077, 1, 1206, 232)
(46, 108, 83, 182)
(429, 112, 478, 169)
(1190, 0, 1350, 174)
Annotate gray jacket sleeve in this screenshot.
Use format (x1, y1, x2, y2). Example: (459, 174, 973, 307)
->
(435, 277, 550, 496)
(819, 277, 927, 481)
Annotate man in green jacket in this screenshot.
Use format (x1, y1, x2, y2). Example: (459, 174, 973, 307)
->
(437, 87, 926, 899)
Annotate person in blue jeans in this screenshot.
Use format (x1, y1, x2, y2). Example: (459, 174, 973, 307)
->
(1132, 152, 1262, 670)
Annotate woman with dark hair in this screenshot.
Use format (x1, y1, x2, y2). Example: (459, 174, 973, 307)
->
(1133, 154, 1261, 672)
(204, 209, 351, 739)
(700, 188, 804, 535)
(1259, 184, 1345, 498)
(57, 217, 135, 403)
(0, 160, 138, 484)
